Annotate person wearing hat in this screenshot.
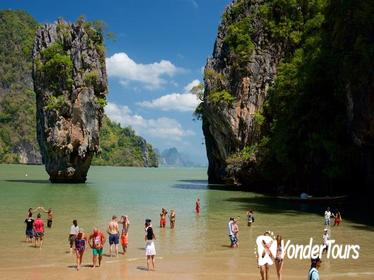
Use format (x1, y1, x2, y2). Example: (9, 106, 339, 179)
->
(308, 257, 321, 280)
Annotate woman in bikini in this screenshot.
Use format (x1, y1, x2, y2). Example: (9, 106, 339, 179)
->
(75, 229, 87, 271)
(275, 235, 284, 280)
(120, 215, 130, 254)
(169, 210, 176, 229)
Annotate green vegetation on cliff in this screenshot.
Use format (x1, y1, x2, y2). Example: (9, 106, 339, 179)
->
(0, 10, 40, 163)
(0, 10, 158, 167)
(92, 115, 158, 167)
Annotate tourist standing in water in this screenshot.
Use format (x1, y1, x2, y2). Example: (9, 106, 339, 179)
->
(195, 197, 201, 214)
(107, 215, 119, 257)
(275, 235, 284, 280)
(227, 217, 235, 247)
(232, 218, 239, 247)
(246, 209, 255, 226)
(33, 213, 44, 248)
(40, 207, 53, 228)
(74, 228, 87, 271)
(89, 228, 106, 268)
(324, 207, 331, 226)
(145, 219, 156, 271)
(160, 208, 167, 228)
(169, 209, 176, 229)
(69, 220, 79, 254)
(120, 215, 130, 254)
(333, 209, 342, 226)
(308, 257, 322, 280)
(24, 213, 34, 242)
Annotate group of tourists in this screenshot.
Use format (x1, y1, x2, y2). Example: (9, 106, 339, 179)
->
(159, 208, 176, 229)
(24, 206, 53, 248)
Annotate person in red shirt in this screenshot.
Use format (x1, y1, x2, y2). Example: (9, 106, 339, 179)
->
(195, 197, 201, 214)
(33, 213, 45, 248)
(89, 228, 106, 268)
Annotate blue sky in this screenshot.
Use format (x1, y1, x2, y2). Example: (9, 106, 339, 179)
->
(0, 0, 231, 164)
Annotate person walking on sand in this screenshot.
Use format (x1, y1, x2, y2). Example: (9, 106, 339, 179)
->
(24, 213, 34, 242)
(33, 213, 44, 248)
(120, 215, 130, 254)
(169, 210, 176, 229)
(107, 215, 120, 257)
(69, 220, 79, 254)
(322, 228, 329, 254)
(145, 219, 156, 271)
(308, 257, 322, 280)
(40, 207, 53, 228)
(74, 228, 87, 271)
(160, 208, 167, 228)
(89, 228, 106, 268)
(324, 207, 331, 226)
(246, 209, 255, 226)
(275, 235, 284, 280)
(195, 197, 201, 214)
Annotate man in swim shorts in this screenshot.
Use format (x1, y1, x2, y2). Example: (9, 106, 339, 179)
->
(41, 207, 53, 228)
(107, 215, 119, 257)
(160, 208, 167, 228)
(89, 228, 106, 268)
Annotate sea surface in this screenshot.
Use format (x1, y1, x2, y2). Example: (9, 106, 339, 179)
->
(0, 164, 373, 279)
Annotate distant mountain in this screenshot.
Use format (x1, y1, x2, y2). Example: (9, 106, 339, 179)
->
(159, 147, 199, 167)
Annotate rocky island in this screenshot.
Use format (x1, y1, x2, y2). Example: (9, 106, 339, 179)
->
(32, 18, 108, 182)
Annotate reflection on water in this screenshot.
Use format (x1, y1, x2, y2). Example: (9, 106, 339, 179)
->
(0, 164, 373, 278)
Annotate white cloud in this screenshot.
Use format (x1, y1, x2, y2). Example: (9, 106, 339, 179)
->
(106, 52, 181, 89)
(137, 79, 201, 112)
(105, 102, 194, 141)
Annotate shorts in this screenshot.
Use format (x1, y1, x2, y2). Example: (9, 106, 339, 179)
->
(92, 248, 103, 256)
(160, 219, 166, 226)
(47, 219, 52, 228)
(229, 235, 236, 245)
(68, 234, 76, 247)
(324, 218, 330, 226)
(26, 229, 34, 238)
(121, 233, 128, 246)
(35, 232, 44, 238)
(109, 233, 119, 245)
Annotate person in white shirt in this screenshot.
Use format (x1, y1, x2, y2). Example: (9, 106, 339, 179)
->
(324, 207, 332, 226)
(227, 217, 235, 247)
(322, 228, 329, 253)
(69, 220, 79, 253)
(308, 257, 321, 280)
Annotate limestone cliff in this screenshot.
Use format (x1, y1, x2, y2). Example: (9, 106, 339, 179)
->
(33, 18, 108, 182)
(202, 0, 374, 195)
(202, 0, 284, 184)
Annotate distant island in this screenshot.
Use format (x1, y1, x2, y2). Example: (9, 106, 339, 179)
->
(158, 147, 206, 167)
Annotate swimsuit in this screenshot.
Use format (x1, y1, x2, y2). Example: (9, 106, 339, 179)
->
(109, 233, 119, 245)
(75, 239, 86, 253)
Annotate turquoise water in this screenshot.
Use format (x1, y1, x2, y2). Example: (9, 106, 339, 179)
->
(0, 164, 373, 277)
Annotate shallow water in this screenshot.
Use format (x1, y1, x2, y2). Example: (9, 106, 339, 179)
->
(0, 164, 373, 279)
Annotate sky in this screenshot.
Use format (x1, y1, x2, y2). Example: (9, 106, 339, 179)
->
(0, 0, 231, 165)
